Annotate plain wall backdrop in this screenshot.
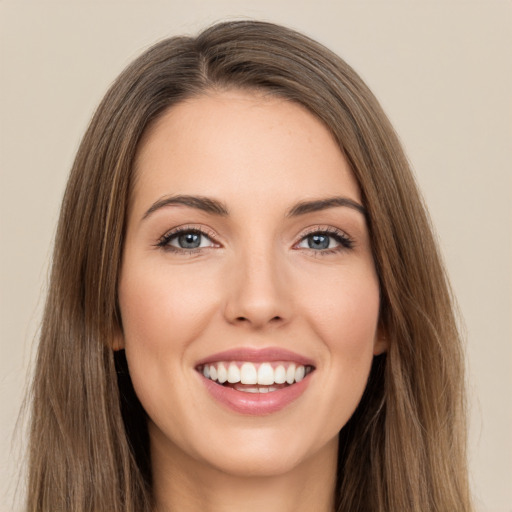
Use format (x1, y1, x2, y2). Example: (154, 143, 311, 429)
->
(1, 1, 511, 511)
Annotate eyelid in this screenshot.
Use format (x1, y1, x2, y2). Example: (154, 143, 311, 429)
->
(293, 225, 354, 252)
(156, 224, 221, 250)
(296, 225, 352, 240)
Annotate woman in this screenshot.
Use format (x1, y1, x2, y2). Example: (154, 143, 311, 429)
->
(26, 20, 473, 511)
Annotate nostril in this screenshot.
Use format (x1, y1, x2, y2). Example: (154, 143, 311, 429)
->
(235, 316, 281, 322)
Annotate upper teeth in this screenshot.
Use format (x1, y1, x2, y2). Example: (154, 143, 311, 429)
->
(201, 362, 311, 385)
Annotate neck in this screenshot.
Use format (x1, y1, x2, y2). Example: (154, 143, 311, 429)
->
(151, 432, 338, 512)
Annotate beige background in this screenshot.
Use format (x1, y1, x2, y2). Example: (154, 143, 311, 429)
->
(1, 1, 510, 510)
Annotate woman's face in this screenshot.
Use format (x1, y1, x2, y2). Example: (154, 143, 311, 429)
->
(118, 90, 385, 478)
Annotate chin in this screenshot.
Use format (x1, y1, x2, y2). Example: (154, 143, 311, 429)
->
(206, 446, 316, 479)
(192, 424, 338, 479)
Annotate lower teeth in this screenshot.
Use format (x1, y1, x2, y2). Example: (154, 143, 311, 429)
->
(225, 382, 288, 393)
(238, 386, 278, 393)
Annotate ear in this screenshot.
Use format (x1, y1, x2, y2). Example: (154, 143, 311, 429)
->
(112, 324, 125, 351)
(373, 321, 389, 356)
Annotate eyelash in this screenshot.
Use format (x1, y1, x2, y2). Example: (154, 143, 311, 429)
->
(295, 226, 354, 255)
(156, 225, 218, 254)
(155, 225, 354, 255)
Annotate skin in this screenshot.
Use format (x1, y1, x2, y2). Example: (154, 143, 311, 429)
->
(118, 90, 386, 512)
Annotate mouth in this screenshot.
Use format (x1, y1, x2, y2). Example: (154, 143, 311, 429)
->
(195, 347, 316, 414)
(196, 361, 315, 393)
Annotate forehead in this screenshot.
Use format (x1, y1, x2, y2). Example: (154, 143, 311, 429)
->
(132, 90, 361, 213)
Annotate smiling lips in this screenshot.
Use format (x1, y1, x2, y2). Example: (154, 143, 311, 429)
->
(196, 348, 315, 414)
(199, 361, 314, 392)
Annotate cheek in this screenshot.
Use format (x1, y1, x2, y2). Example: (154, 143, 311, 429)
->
(118, 261, 218, 351)
(300, 264, 380, 355)
(297, 263, 380, 413)
(117, 261, 222, 422)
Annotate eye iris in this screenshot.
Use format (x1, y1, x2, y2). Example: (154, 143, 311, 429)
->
(308, 234, 330, 250)
(178, 232, 201, 248)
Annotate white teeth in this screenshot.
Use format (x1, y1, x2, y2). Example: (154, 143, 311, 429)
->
(286, 364, 296, 384)
(234, 385, 278, 393)
(202, 361, 312, 388)
(274, 365, 286, 384)
(227, 363, 241, 383)
(295, 365, 305, 382)
(257, 363, 274, 385)
(217, 363, 227, 383)
(242, 387, 259, 393)
(240, 363, 258, 385)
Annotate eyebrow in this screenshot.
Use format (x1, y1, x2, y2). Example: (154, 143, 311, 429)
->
(286, 197, 366, 217)
(142, 195, 229, 220)
(142, 194, 366, 220)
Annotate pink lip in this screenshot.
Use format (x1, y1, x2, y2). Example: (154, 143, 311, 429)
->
(195, 347, 315, 367)
(199, 372, 313, 415)
(195, 347, 315, 415)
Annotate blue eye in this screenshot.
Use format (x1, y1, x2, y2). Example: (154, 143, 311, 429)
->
(305, 234, 331, 250)
(297, 230, 353, 252)
(159, 229, 215, 251)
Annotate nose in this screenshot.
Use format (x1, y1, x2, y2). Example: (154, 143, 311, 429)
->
(223, 247, 292, 329)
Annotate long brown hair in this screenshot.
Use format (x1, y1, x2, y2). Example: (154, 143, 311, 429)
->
(27, 20, 473, 511)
